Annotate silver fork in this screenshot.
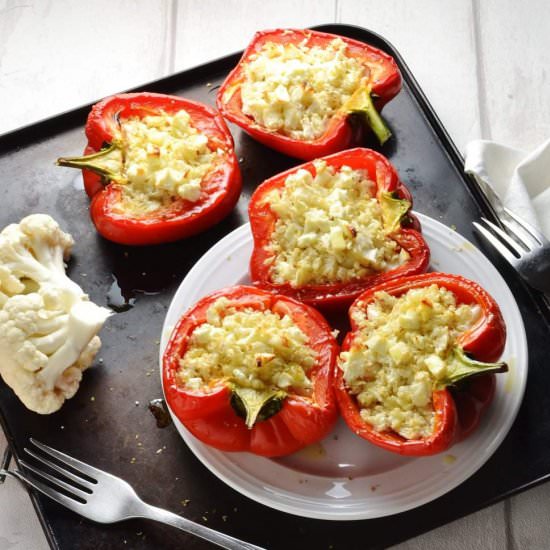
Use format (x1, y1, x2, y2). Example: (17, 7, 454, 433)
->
(3, 439, 265, 550)
(473, 207, 550, 295)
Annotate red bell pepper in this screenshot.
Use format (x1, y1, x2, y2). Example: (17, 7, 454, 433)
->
(249, 148, 430, 309)
(217, 28, 402, 160)
(57, 93, 241, 245)
(335, 273, 508, 456)
(162, 285, 339, 457)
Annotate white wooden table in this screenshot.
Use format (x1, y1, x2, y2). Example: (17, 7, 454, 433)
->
(1, 1, 549, 548)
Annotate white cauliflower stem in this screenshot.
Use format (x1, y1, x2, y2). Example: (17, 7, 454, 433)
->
(0, 214, 111, 414)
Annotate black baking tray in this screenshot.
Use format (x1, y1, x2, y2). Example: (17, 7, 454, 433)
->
(1, 24, 550, 550)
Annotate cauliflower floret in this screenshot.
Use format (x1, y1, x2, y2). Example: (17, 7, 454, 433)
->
(0, 214, 111, 414)
(0, 214, 79, 303)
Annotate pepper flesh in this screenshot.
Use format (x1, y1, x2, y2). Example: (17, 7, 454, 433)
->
(57, 93, 241, 245)
(217, 29, 402, 160)
(335, 273, 508, 456)
(248, 148, 430, 310)
(162, 286, 339, 457)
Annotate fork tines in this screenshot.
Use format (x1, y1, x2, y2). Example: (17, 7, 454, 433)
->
(474, 207, 550, 295)
(473, 218, 521, 265)
(474, 208, 547, 264)
(502, 207, 546, 247)
(19, 439, 96, 504)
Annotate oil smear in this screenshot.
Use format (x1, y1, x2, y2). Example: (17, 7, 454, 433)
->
(443, 454, 457, 465)
(504, 356, 516, 393)
(297, 442, 327, 460)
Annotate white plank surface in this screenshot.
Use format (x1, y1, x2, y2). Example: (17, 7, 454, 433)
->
(0, 0, 173, 134)
(174, 0, 336, 71)
(475, 0, 550, 150)
(1, 1, 550, 549)
(394, 502, 508, 550)
(338, 0, 482, 151)
(508, 481, 550, 548)
(0, 433, 47, 550)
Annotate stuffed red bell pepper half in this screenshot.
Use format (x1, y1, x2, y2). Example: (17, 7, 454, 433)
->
(249, 148, 429, 309)
(217, 28, 402, 159)
(336, 273, 508, 456)
(57, 93, 241, 245)
(162, 286, 339, 457)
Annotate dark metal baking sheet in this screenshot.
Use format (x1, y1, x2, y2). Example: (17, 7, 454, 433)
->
(1, 23, 549, 550)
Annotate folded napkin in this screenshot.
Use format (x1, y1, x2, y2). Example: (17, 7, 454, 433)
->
(464, 138, 550, 239)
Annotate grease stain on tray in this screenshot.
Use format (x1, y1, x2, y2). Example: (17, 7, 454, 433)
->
(107, 274, 163, 312)
(107, 275, 136, 312)
(149, 398, 172, 428)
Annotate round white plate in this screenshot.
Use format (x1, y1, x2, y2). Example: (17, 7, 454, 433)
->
(159, 214, 527, 520)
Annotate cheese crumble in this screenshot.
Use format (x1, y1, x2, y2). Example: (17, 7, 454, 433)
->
(177, 297, 316, 394)
(340, 285, 481, 439)
(265, 160, 408, 287)
(111, 110, 219, 214)
(240, 38, 366, 140)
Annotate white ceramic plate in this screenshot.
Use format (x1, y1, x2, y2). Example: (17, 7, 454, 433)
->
(159, 214, 527, 520)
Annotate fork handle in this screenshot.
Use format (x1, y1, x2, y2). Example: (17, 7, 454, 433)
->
(139, 503, 266, 550)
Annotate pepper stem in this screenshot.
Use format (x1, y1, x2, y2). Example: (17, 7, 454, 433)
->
(56, 143, 125, 184)
(438, 347, 508, 388)
(379, 191, 411, 233)
(230, 386, 286, 429)
(345, 86, 392, 145)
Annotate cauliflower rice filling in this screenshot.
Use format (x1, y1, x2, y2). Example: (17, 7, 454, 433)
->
(240, 38, 367, 140)
(178, 297, 316, 394)
(340, 284, 481, 439)
(111, 109, 220, 214)
(265, 160, 408, 287)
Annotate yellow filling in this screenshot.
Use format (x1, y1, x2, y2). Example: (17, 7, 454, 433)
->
(178, 297, 316, 394)
(265, 160, 408, 287)
(111, 109, 219, 214)
(240, 38, 367, 140)
(340, 285, 480, 439)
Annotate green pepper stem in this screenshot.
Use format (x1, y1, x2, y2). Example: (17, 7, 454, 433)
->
(379, 191, 411, 233)
(56, 143, 124, 183)
(345, 87, 392, 145)
(230, 386, 286, 429)
(439, 347, 508, 388)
